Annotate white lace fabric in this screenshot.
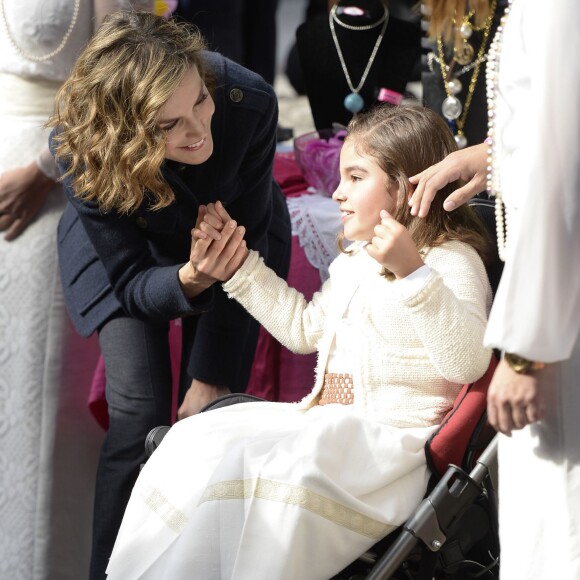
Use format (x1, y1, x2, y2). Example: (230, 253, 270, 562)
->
(286, 193, 343, 282)
(0, 2, 104, 578)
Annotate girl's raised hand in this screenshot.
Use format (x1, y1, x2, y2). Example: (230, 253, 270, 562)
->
(366, 210, 424, 279)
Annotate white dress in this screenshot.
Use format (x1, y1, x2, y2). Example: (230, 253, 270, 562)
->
(0, 2, 103, 578)
(483, 0, 580, 577)
(106, 243, 491, 579)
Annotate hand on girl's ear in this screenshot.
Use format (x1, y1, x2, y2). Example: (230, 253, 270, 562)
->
(366, 210, 424, 279)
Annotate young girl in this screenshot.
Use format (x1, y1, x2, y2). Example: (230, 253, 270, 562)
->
(106, 105, 492, 580)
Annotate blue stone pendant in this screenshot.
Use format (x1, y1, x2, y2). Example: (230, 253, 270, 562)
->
(344, 92, 364, 114)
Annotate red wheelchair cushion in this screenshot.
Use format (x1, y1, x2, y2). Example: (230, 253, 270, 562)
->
(426, 357, 498, 478)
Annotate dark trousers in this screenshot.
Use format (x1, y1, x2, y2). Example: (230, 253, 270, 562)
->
(90, 318, 174, 580)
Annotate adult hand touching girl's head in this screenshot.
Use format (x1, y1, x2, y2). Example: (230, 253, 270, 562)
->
(407, 143, 488, 218)
(334, 104, 490, 279)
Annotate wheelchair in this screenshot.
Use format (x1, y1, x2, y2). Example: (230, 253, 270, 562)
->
(144, 197, 503, 579)
(145, 358, 500, 580)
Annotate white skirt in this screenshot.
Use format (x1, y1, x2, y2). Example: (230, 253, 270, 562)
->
(107, 402, 437, 580)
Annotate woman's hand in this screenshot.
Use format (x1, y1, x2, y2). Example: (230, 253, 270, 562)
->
(487, 358, 547, 436)
(366, 210, 424, 278)
(0, 162, 56, 241)
(408, 143, 488, 218)
(178, 203, 249, 298)
(177, 378, 231, 420)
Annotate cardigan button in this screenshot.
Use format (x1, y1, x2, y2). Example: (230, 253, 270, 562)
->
(135, 217, 148, 229)
(229, 88, 244, 103)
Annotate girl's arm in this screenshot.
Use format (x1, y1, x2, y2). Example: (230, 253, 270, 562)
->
(223, 250, 332, 355)
(367, 209, 490, 384)
(201, 201, 330, 355)
(402, 243, 492, 384)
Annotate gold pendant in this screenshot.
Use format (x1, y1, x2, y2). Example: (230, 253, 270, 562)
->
(454, 40, 474, 65)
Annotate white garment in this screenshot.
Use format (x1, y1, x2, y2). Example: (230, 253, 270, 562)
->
(226, 242, 492, 428)
(107, 403, 436, 580)
(107, 238, 491, 579)
(483, 0, 580, 577)
(286, 193, 343, 282)
(0, 2, 103, 579)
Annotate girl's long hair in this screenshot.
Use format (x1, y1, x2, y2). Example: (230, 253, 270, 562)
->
(342, 104, 490, 279)
(48, 11, 211, 214)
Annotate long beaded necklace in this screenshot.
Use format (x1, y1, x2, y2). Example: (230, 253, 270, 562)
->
(329, 4, 389, 114)
(0, 0, 81, 62)
(437, 0, 496, 149)
(485, 0, 512, 262)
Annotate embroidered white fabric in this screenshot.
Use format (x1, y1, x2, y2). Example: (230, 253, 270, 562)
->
(0, 1, 105, 578)
(286, 192, 343, 282)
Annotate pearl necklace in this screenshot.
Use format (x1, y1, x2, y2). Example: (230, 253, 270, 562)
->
(329, 4, 389, 114)
(438, 0, 497, 149)
(0, 0, 81, 62)
(485, 0, 512, 262)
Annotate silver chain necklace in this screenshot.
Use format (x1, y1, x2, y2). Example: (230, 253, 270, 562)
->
(329, 4, 389, 114)
(0, 0, 81, 62)
(332, 5, 388, 31)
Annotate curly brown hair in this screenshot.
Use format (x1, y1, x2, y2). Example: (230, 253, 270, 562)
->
(48, 11, 211, 214)
(340, 104, 490, 279)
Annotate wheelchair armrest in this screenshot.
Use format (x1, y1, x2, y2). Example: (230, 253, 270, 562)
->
(145, 425, 171, 458)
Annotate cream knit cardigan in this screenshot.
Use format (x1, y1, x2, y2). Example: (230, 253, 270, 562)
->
(223, 240, 492, 428)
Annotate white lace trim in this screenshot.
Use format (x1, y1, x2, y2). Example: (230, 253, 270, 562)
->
(286, 193, 343, 282)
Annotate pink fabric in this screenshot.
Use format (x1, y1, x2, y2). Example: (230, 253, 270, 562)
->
(246, 152, 319, 402)
(272, 151, 309, 197)
(87, 152, 319, 428)
(88, 356, 108, 430)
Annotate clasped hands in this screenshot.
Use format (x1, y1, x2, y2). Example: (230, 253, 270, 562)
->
(178, 201, 249, 298)
(177, 201, 249, 419)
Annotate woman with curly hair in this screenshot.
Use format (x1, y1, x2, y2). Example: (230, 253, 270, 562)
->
(48, 11, 290, 579)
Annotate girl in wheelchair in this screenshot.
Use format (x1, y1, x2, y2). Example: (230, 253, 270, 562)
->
(106, 105, 492, 579)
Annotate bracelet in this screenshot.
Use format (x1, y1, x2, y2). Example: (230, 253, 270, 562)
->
(503, 352, 546, 374)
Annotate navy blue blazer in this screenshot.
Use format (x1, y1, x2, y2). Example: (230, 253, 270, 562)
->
(54, 52, 291, 387)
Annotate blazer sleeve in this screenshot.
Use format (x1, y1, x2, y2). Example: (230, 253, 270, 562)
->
(53, 143, 213, 322)
(185, 71, 285, 387)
